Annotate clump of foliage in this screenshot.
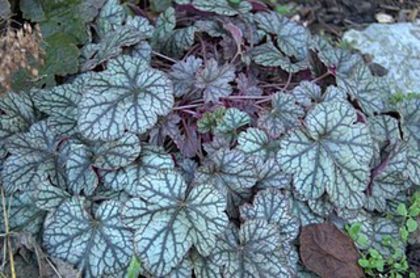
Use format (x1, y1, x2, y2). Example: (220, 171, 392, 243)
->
(1, 0, 419, 277)
(346, 192, 420, 277)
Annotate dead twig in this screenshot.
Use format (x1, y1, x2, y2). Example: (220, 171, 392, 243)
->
(1, 188, 16, 278)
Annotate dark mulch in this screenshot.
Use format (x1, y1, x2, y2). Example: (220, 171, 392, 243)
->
(277, 0, 419, 38)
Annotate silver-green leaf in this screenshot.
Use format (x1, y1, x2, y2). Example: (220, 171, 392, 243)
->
(258, 93, 304, 138)
(255, 11, 310, 60)
(278, 101, 374, 209)
(2, 121, 65, 193)
(78, 55, 174, 141)
(211, 220, 292, 277)
(192, 0, 251, 16)
(122, 171, 228, 276)
(43, 198, 133, 277)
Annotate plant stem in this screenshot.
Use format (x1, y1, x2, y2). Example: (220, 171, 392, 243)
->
(1, 189, 16, 278)
(152, 51, 178, 63)
(312, 71, 332, 83)
(173, 103, 203, 110)
(222, 95, 267, 100)
(282, 72, 293, 91)
(255, 96, 273, 105)
(180, 109, 200, 117)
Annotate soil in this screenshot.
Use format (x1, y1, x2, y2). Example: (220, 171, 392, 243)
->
(277, 0, 420, 37)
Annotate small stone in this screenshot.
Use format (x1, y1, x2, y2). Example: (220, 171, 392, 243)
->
(375, 13, 394, 23)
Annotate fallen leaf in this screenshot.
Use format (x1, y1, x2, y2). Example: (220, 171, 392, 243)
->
(300, 223, 364, 278)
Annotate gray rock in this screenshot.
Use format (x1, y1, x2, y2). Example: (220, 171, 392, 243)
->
(344, 22, 420, 94)
(0, 0, 11, 20)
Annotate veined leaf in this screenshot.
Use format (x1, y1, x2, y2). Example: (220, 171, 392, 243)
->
(160, 26, 197, 58)
(196, 59, 236, 103)
(100, 144, 174, 194)
(323, 85, 347, 102)
(292, 81, 322, 107)
(368, 115, 401, 148)
(311, 36, 362, 77)
(151, 7, 176, 49)
(255, 11, 310, 60)
(122, 171, 228, 276)
(2, 121, 66, 193)
(169, 56, 203, 97)
(131, 41, 152, 63)
(292, 200, 324, 226)
(237, 128, 270, 158)
(399, 98, 419, 149)
(192, 0, 251, 16)
(278, 101, 374, 209)
(83, 10, 154, 70)
(211, 220, 292, 277)
(93, 133, 141, 169)
(196, 149, 256, 216)
(0, 92, 37, 153)
(34, 180, 70, 211)
(78, 55, 174, 141)
(43, 198, 133, 277)
(252, 42, 308, 73)
(407, 149, 419, 185)
(240, 189, 300, 243)
(66, 143, 98, 195)
(33, 73, 90, 135)
(198, 107, 226, 134)
(42, 32, 81, 79)
(236, 73, 262, 96)
(214, 108, 250, 137)
(257, 93, 304, 138)
(0, 191, 45, 234)
(191, 250, 221, 278)
(195, 20, 225, 37)
(307, 195, 334, 218)
(345, 212, 405, 258)
(166, 257, 193, 278)
(97, 0, 127, 36)
(81, 24, 143, 71)
(251, 156, 291, 190)
(337, 63, 388, 116)
(292, 82, 347, 107)
(203, 136, 231, 155)
(366, 144, 410, 212)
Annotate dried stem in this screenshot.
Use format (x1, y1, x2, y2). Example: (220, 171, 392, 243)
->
(312, 71, 332, 83)
(173, 103, 203, 110)
(1, 189, 15, 278)
(152, 51, 178, 64)
(46, 258, 63, 278)
(222, 95, 267, 100)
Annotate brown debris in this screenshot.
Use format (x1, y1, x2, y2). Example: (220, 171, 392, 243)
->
(300, 223, 364, 278)
(0, 23, 44, 92)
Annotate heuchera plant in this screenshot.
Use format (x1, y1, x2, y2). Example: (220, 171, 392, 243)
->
(1, 0, 419, 277)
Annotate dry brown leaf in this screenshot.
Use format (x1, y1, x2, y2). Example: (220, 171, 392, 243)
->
(300, 223, 364, 278)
